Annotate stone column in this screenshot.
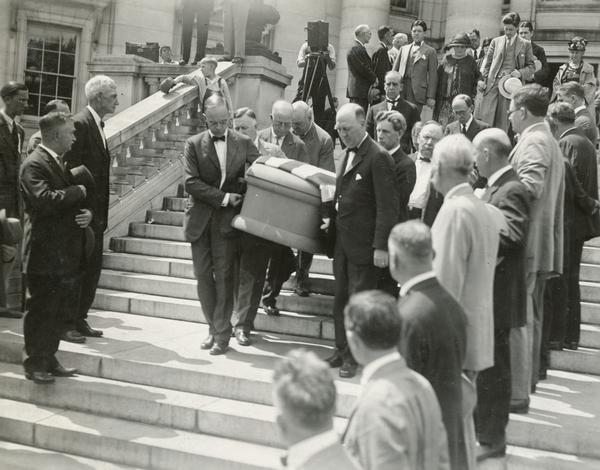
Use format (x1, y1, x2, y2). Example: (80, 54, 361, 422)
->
(334, 0, 389, 105)
(444, 0, 503, 42)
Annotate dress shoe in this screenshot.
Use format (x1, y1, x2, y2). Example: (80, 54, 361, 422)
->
(25, 371, 55, 385)
(0, 308, 23, 319)
(476, 442, 507, 462)
(539, 368, 547, 381)
(201, 335, 215, 350)
(324, 350, 343, 368)
(61, 330, 86, 344)
(178, 59, 187, 66)
(235, 330, 251, 346)
(339, 361, 358, 379)
(293, 283, 310, 297)
(563, 341, 579, 350)
(509, 399, 530, 414)
(262, 304, 280, 316)
(209, 343, 228, 355)
(76, 320, 103, 337)
(50, 365, 78, 377)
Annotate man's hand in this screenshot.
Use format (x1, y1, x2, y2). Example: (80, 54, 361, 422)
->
(593, 201, 600, 215)
(426, 98, 436, 109)
(510, 70, 521, 78)
(77, 185, 87, 198)
(373, 249, 389, 268)
(477, 80, 486, 91)
(320, 218, 330, 231)
(229, 193, 243, 207)
(75, 209, 92, 228)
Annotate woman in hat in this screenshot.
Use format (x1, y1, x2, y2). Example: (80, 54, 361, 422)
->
(434, 32, 480, 126)
(552, 36, 597, 114)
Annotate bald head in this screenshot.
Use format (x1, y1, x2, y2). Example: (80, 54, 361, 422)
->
(336, 103, 366, 148)
(431, 134, 475, 195)
(473, 128, 512, 178)
(388, 220, 433, 284)
(271, 100, 294, 138)
(292, 101, 313, 136)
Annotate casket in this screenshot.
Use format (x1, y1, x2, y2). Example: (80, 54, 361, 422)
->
(232, 157, 336, 254)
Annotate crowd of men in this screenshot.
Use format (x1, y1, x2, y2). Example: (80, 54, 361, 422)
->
(1, 7, 599, 470)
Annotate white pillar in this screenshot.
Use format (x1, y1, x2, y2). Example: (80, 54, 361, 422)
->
(445, 0, 503, 42)
(510, 0, 535, 23)
(334, 0, 389, 104)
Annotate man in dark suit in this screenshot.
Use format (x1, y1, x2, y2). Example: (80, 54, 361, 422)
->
(473, 128, 530, 459)
(556, 81, 599, 145)
(390, 220, 468, 470)
(257, 100, 308, 315)
(444, 94, 490, 140)
(366, 70, 420, 153)
(0, 81, 27, 319)
(179, 0, 214, 65)
(273, 349, 361, 470)
(20, 112, 92, 384)
(346, 24, 377, 112)
(63, 75, 118, 342)
(323, 103, 398, 378)
(372, 26, 393, 99)
(518, 22, 550, 87)
(184, 96, 259, 355)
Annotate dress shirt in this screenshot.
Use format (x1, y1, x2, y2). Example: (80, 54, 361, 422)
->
(38, 143, 63, 168)
(86, 105, 107, 148)
(361, 351, 402, 385)
(408, 153, 432, 209)
(399, 270, 436, 297)
(208, 130, 230, 206)
(574, 105, 587, 114)
(386, 96, 399, 111)
(344, 133, 368, 174)
(0, 109, 21, 152)
(387, 144, 401, 156)
(297, 42, 336, 67)
(461, 115, 473, 134)
(486, 164, 512, 187)
(287, 429, 340, 470)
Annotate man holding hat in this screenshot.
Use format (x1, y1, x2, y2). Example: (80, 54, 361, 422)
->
(20, 111, 92, 384)
(0, 81, 28, 318)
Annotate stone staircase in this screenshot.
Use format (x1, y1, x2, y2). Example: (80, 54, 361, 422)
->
(0, 189, 600, 469)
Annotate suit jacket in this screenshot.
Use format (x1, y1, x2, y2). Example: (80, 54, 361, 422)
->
(530, 42, 549, 86)
(509, 122, 564, 274)
(0, 113, 25, 218)
(297, 442, 362, 470)
(398, 276, 467, 470)
(346, 40, 377, 100)
(257, 128, 308, 162)
(482, 168, 530, 329)
(481, 35, 535, 92)
(20, 146, 87, 275)
(333, 135, 398, 265)
(575, 107, 599, 144)
(431, 184, 499, 371)
(63, 107, 111, 231)
(444, 117, 490, 141)
(365, 98, 420, 154)
(183, 129, 259, 242)
(559, 127, 600, 241)
(297, 123, 335, 172)
(343, 356, 450, 470)
(393, 42, 438, 104)
(256, 138, 286, 158)
(390, 147, 416, 222)
(372, 42, 392, 95)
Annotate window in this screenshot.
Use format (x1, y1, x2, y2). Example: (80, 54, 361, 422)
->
(391, 0, 408, 11)
(24, 23, 78, 116)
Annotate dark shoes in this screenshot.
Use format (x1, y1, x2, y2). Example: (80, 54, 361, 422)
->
(209, 343, 228, 355)
(201, 335, 215, 350)
(0, 308, 23, 319)
(262, 304, 280, 316)
(76, 320, 103, 337)
(61, 330, 86, 344)
(178, 60, 187, 66)
(324, 350, 343, 368)
(25, 371, 55, 385)
(476, 442, 507, 461)
(510, 399, 530, 414)
(235, 330, 251, 347)
(294, 283, 310, 297)
(339, 361, 358, 379)
(50, 364, 78, 377)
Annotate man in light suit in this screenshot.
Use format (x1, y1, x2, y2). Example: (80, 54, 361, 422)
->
(324, 103, 398, 378)
(430, 134, 500, 469)
(273, 349, 361, 470)
(183, 96, 260, 355)
(507, 84, 564, 412)
(258, 100, 308, 316)
(475, 12, 535, 131)
(346, 24, 377, 112)
(0, 81, 27, 319)
(393, 19, 438, 114)
(20, 112, 92, 384)
(63, 75, 119, 342)
(366, 71, 420, 153)
(291, 101, 334, 296)
(390, 221, 468, 470)
(343, 290, 450, 470)
(556, 81, 599, 144)
(444, 95, 490, 140)
(473, 129, 531, 460)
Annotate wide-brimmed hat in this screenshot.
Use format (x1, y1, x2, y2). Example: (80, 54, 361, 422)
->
(70, 165, 95, 189)
(568, 36, 587, 52)
(498, 75, 522, 99)
(448, 33, 471, 48)
(0, 209, 22, 245)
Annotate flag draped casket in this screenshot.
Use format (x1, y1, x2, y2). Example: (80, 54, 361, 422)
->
(232, 157, 336, 254)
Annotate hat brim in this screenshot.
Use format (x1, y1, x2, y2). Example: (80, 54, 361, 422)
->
(498, 76, 522, 99)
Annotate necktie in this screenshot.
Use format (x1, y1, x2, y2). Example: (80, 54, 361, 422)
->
(11, 123, 19, 153)
(212, 135, 226, 142)
(461, 124, 467, 135)
(344, 147, 358, 174)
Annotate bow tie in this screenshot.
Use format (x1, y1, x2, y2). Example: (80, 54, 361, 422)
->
(212, 135, 226, 142)
(414, 42, 422, 47)
(347, 147, 358, 153)
(386, 98, 398, 104)
(419, 156, 431, 162)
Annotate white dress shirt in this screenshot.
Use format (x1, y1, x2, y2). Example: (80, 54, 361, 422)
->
(344, 133, 368, 174)
(86, 105, 106, 148)
(461, 115, 474, 134)
(399, 271, 437, 297)
(0, 109, 21, 152)
(486, 164, 512, 188)
(408, 153, 432, 209)
(287, 429, 340, 470)
(208, 130, 230, 206)
(38, 143, 63, 168)
(361, 351, 401, 385)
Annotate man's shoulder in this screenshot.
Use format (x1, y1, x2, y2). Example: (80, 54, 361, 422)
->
(186, 130, 210, 146)
(445, 120, 459, 132)
(475, 118, 491, 130)
(369, 100, 387, 116)
(313, 123, 333, 143)
(257, 127, 271, 139)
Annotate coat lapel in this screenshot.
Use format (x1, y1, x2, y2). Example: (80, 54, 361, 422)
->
(0, 115, 18, 159)
(204, 133, 221, 171)
(344, 138, 367, 176)
(84, 108, 108, 157)
(225, 132, 239, 174)
(39, 147, 70, 185)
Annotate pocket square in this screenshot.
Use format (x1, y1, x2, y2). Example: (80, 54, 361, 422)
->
(355, 174, 362, 181)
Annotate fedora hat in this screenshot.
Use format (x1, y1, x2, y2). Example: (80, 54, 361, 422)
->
(0, 209, 22, 246)
(498, 75, 522, 99)
(70, 165, 95, 190)
(448, 33, 471, 48)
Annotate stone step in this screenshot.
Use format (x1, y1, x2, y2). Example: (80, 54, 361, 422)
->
(582, 302, 600, 325)
(550, 347, 600, 375)
(497, 446, 600, 470)
(580, 281, 600, 303)
(580, 263, 600, 282)
(584, 237, 600, 248)
(110, 237, 192, 259)
(0, 441, 141, 470)
(129, 221, 186, 241)
(147, 209, 184, 226)
(0, 398, 281, 470)
(582, 246, 600, 264)
(92, 288, 334, 340)
(581, 323, 600, 349)
(164, 197, 187, 212)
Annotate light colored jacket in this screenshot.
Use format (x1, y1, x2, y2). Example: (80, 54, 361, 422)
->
(481, 35, 535, 92)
